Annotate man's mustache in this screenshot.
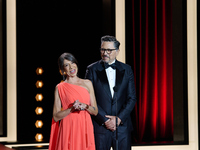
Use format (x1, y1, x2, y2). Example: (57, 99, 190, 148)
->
(103, 55, 109, 58)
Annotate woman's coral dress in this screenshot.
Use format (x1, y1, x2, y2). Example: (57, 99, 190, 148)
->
(49, 82, 95, 150)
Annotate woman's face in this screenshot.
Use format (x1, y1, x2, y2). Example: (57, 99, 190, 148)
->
(63, 59, 78, 77)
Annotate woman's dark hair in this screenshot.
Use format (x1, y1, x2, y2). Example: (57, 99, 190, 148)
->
(101, 35, 120, 50)
(58, 52, 79, 80)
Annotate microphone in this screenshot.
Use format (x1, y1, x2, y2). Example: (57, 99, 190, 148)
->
(113, 86, 119, 150)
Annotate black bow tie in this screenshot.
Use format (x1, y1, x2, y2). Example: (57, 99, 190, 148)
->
(104, 63, 116, 69)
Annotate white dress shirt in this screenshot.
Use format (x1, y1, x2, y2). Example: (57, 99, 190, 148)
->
(105, 60, 116, 98)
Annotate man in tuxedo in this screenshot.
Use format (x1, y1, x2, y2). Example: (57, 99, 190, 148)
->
(85, 35, 137, 150)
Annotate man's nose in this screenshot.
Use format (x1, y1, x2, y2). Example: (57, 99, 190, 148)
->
(103, 50, 108, 54)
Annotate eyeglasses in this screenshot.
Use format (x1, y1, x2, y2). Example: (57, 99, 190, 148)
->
(100, 48, 116, 54)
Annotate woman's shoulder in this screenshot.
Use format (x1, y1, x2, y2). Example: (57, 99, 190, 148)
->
(82, 79, 92, 85)
(55, 81, 66, 89)
(57, 81, 64, 86)
(80, 79, 93, 92)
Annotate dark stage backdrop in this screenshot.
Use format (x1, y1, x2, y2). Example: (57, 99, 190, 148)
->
(16, 0, 115, 142)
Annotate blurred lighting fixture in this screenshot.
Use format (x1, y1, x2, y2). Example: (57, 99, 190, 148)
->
(36, 80, 44, 88)
(35, 120, 43, 128)
(35, 133, 43, 142)
(35, 94, 43, 101)
(36, 67, 44, 75)
(35, 107, 43, 115)
(36, 145, 42, 148)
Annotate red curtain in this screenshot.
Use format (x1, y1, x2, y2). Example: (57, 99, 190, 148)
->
(132, 0, 173, 142)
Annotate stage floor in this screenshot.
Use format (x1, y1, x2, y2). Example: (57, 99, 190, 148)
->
(0, 143, 49, 150)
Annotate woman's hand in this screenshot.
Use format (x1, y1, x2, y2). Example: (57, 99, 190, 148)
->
(73, 100, 86, 111)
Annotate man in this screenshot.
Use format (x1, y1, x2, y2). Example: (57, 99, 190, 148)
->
(85, 35, 137, 150)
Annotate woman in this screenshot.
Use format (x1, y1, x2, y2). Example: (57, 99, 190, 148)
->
(49, 53, 98, 150)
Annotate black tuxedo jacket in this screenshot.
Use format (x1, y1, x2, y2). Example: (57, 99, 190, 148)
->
(85, 60, 137, 134)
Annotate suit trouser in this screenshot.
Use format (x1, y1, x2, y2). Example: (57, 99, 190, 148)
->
(94, 130, 131, 150)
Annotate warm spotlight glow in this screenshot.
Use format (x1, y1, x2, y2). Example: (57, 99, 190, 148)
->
(35, 133, 43, 142)
(35, 120, 43, 128)
(36, 80, 44, 88)
(35, 94, 43, 101)
(36, 67, 44, 75)
(35, 107, 43, 115)
(36, 145, 43, 148)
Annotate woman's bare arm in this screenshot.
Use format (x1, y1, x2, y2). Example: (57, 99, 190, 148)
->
(84, 80, 98, 115)
(53, 86, 74, 122)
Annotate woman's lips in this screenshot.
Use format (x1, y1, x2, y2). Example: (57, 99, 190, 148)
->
(70, 69, 76, 74)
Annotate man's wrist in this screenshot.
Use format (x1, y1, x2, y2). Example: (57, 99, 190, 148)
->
(117, 117, 122, 125)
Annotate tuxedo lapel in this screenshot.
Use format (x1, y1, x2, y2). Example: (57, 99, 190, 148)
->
(96, 62, 112, 100)
(113, 61, 125, 104)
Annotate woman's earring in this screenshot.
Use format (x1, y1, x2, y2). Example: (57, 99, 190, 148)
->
(61, 70, 66, 80)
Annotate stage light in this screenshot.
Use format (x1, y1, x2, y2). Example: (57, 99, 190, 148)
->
(35, 107, 43, 115)
(36, 145, 43, 148)
(35, 67, 44, 142)
(35, 120, 43, 128)
(36, 67, 44, 75)
(35, 94, 43, 101)
(35, 133, 43, 142)
(36, 80, 44, 88)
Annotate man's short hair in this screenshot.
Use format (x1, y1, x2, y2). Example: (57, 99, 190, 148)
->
(101, 35, 120, 50)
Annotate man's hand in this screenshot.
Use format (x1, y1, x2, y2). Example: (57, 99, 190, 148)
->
(104, 115, 121, 132)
